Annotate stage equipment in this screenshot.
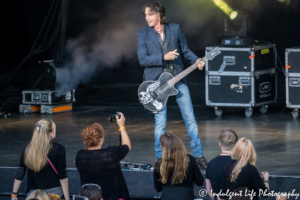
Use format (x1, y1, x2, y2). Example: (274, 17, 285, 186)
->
(222, 12, 253, 47)
(138, 48, 221, 112)
(121, 162, 151, 170)
(19, 104, 41, 114)
(40, 103, 72, 114)
(22, 89, 75, 105)
(211, 0, 238, 20)
(205, 44, 277, 117)
(33, 60, 70, 90)
(285, 47, 300, 118)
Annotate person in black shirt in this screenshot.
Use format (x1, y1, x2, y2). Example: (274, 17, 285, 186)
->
(153, 133, 204, 200)
(76, 112, 131, 200)
(206, 128, 238, 200)
(223, 137, 270, 200)
(11, 119, 69, 200)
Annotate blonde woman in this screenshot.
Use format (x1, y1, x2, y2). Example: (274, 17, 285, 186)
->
(26, 190, 49, 200)
(11, 119, 69, 200)
(153, 133, 204, 200)
(224, 137, 269, 200)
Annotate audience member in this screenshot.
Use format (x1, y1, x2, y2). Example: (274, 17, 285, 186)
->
(206, 128, 238, 200)
(48, 194, 62, 200)
(76, 112, 131, 200)
(224, 137, 269, 200)
(11, 119, 69, 200)
(79, 184, 103, 200)
(153, 133, 204, 200)
(25, 190, 49, 200)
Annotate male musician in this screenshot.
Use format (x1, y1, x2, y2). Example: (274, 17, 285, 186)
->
(137, 1, 208, 169)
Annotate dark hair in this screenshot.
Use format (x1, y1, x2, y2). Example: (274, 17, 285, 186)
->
(81, 123, 105, 147)
(219, 128, 238, 150)
(142, 1, 166, 24)
(231, 187, 252, 200)
(79, 185, 102, 200)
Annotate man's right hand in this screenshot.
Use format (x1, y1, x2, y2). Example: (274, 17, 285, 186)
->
(164, 49, 179, 61)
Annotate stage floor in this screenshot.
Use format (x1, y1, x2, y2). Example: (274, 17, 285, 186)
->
(0, 104, 299, 175)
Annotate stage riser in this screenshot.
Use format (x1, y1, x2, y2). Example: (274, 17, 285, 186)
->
(1, 168, 299, 200)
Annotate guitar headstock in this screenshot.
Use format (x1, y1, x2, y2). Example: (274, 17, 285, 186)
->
(205, 47, 221, 60)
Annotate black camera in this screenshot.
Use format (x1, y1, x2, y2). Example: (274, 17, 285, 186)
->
(109, 111, 121, 122)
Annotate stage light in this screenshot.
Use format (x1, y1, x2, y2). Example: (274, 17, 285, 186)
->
(211, 0, 238, 20)
(277, 0, 291, 5)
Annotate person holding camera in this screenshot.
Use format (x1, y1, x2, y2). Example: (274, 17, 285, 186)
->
(75, 112, 131, 200)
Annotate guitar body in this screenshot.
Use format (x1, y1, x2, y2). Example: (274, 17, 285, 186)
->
(138, 47, 221, 112)
(138, 73, 178, 112)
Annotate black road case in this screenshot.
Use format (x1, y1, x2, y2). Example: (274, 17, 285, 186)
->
(285, 47, 300, 118)
(205, 44, 277, 117)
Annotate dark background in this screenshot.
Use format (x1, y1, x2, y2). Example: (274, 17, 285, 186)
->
(1, 0, 300, 109)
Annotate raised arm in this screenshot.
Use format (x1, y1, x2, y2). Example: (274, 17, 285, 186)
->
(116, 112, 131, 151)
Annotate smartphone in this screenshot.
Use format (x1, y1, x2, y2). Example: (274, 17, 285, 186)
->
(73, 195, 89, 200)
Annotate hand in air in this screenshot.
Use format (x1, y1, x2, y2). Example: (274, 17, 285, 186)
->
(116, 112, 126, 128)
(164, 49, 179, 61)
(196, 58, 205, 70)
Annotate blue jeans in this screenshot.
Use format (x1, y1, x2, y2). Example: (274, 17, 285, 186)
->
(154, 83, 203, 160)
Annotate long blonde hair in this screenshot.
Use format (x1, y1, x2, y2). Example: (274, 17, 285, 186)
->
(158, 133, 188, 185)
(26, 189, 50, 200)
(230, 137, 256, 182)
(24, 119, 55, 172)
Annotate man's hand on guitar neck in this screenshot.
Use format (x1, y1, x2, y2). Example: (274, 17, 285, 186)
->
(196, 58, 206, 70)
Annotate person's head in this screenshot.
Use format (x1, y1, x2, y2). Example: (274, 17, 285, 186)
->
(79, 184, 103, 200)
(24, 119, 56, 172)
(159, 133, 188, 185)
(219, 128, 238, 151)
(48, 194, 61, 200)
(230, 137, 256, 182)
(81, 123, 105, 148)
(142, 1, 166, 27)
(26, 190, 49, 200)
(231, 187, 252, 200)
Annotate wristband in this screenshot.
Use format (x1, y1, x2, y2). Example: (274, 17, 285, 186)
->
(119, 127, 125, 131)
(11, 194, 17, 197)
(264, 180, 269, 183)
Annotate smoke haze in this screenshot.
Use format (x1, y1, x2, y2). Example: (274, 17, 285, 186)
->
(56, 0, 292, 95)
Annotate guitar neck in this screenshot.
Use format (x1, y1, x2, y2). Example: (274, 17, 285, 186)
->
(167, 58, 206, 87)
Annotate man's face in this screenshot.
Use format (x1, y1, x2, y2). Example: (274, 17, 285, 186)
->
(144, 7, 160, 27)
